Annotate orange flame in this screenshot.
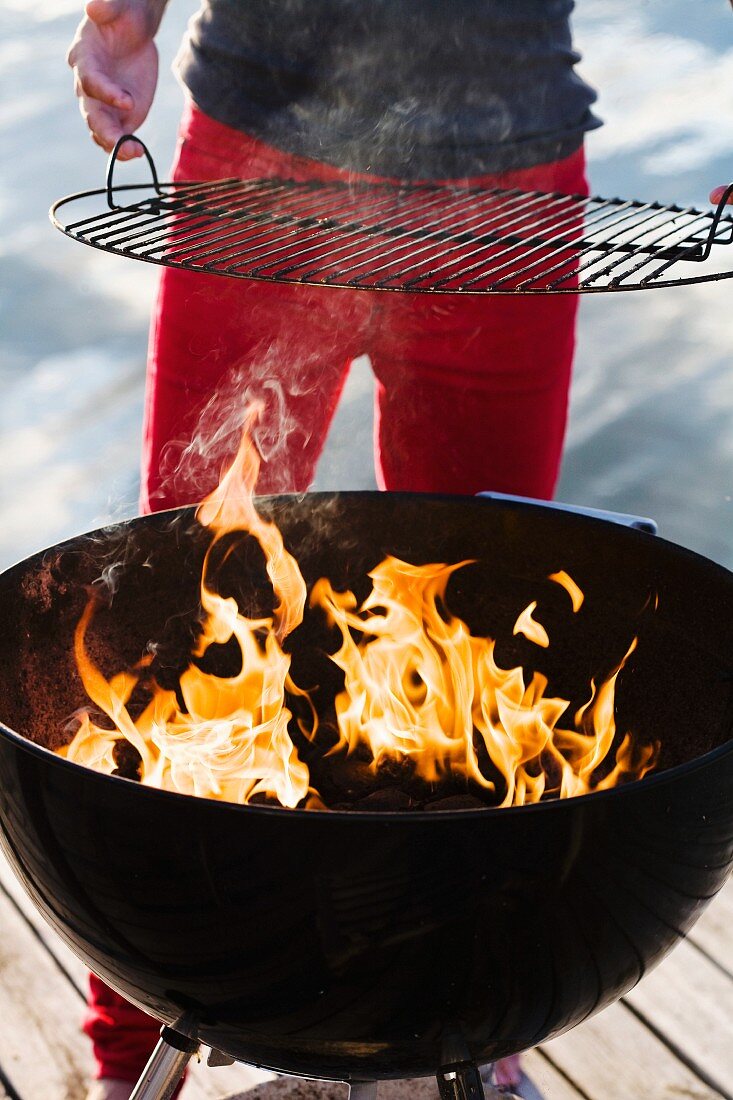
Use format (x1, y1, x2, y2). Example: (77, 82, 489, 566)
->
(311, 561, 657, 806)
(513, 601, 550, 647)
(61, 407, 312, 808)
(197, 402, 306, 641)
(549, 569, 584, 612)
(59, 410, 659, 809)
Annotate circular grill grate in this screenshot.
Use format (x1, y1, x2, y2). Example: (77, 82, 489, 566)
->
(50, 138, 733, 294)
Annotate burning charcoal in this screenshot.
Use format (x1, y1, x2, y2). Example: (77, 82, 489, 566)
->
(353, 789, 415, 812)
(111, 739, 142, 781)
(249, 792, 286, 808)
(374, 756, 416, 785)
(314, 756, 377, 801)
(424, 794, 489, 812)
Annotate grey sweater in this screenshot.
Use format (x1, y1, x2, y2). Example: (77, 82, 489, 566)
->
(176, 0, 600, 179)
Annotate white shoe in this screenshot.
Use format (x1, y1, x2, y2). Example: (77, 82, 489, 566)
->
(85, 1079, 135, 1100)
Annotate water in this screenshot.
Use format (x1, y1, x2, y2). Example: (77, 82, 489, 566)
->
(1, 0, 732, 569)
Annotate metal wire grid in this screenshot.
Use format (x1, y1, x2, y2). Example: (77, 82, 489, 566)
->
(51, 176, 733, 294)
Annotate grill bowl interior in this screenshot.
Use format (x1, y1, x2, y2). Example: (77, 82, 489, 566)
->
(0, 492, 731, 1078)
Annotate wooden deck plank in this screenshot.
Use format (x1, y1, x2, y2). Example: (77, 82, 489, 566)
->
(623, 936, 733, 1092)
(0, 876, 91, 1099)
(688, 877, 733, 971)
(541, 999, 727, 1100)
(0, 853, 88, 994)
(521, 1052, 586, 1099)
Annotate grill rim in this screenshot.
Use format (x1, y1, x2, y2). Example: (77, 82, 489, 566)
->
(3, 491, 732, 823)
(3, 712, 732, 822)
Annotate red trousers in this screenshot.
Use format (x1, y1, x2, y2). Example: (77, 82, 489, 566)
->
(85, 100, 588, 1082)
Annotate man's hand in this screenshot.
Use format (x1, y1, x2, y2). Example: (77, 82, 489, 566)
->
(67, 0, 167, 159)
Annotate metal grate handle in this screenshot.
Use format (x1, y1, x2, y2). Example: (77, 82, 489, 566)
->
(106, 135, 163, 212)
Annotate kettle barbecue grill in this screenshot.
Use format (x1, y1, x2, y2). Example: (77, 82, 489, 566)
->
(0, 494, 731, 1100)
(0, 138, 731, 1100)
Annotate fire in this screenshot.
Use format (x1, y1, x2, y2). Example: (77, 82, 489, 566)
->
(513, 601, 550, 647)
(59, 410, 659, 809)
(62, 405, 312, 808)
(549, 569, 584, 612)
(311, 562, 657, 805)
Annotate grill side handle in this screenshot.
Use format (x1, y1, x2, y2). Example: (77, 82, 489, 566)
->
(476, 491, 657, 535)
(106, 134, 162, 211)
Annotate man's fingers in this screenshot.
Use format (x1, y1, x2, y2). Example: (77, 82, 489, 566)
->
(90, 127, 143, 158)
(710, 185, 733, 205)
(82, 103, 121, 153)
(79, 67, 133, 110)
(85, 0, 127, 27)
(81, 99, 141, 157)
(112, 140, 144, 160)
(92, 131, 143, 159)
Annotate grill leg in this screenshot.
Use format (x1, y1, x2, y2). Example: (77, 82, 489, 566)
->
(129, 1027, 200, 1100)
(437, 1061, 513, 1100)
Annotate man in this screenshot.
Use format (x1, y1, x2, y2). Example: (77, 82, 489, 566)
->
(68, 2, 599, 1095)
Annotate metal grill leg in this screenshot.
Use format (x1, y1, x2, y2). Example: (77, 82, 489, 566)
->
(129, 1027, 200, 1100)
(437, 1061, 516, 1100)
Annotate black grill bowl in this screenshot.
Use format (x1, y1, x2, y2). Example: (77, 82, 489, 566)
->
(0, 492, 731, 1080)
